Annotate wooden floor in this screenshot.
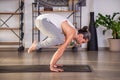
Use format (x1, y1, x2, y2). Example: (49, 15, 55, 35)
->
(0, 49, 120, 80)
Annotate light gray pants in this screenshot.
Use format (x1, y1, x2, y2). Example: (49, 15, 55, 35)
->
(35, 18, 65, 49)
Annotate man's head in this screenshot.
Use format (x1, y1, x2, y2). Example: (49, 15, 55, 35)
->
(76, 26, 91, 44)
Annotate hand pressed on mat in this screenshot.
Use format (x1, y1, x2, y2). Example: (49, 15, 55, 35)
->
(50, 65, 64, 72)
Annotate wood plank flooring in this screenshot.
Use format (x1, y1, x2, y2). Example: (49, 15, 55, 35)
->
(0, 50, 120, 80)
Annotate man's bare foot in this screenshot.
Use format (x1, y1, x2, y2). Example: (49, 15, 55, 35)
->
(50, 66, 64, 72)
(28, 41, 37, 53)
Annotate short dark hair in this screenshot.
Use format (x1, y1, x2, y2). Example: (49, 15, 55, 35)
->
(78, 26, 91, 41)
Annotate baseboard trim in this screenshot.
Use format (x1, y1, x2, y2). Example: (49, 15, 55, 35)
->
(0, 47, 109, 52)
(0, 47, 18, 51)
(98, 47, 109, 51)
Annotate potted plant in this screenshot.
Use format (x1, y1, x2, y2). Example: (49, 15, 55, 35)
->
(95, 12, 120, 51)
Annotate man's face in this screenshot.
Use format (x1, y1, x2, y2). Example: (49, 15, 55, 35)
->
(76, 34, 88, 44)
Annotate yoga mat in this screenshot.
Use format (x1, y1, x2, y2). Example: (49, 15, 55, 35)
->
(0, 65, 92, 73)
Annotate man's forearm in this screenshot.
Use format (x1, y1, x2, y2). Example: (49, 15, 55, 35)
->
(50, 44, 67, 66)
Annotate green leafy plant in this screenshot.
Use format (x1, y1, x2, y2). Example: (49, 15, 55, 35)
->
(95, 12, 120, 39)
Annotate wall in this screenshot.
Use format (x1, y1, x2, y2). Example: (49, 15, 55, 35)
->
(0, 0, 120, 48)
(94, 0, 120, 47)
(24, 0, 33, 48)
(0, 0, 20, 47)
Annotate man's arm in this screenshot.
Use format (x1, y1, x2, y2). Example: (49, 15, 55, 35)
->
(50, 21, 76, 70)
(50, 33, 74, 65)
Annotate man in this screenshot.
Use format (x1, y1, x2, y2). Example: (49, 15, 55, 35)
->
(28, 13, 91, 72)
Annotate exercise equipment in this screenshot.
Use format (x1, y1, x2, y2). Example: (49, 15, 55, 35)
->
(0, 65, 92, 73)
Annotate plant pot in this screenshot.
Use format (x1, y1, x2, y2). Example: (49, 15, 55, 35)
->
(108, 38, 120, 52)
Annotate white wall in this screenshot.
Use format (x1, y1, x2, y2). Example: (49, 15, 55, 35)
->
(0, 0, 120, 48)
(0, 0, 20, 47)
(94, 0, 120, 47)
(24, 0, 33, 48)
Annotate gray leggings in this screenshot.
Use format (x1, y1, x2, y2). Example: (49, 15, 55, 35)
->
(35, 18, 65, 49)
